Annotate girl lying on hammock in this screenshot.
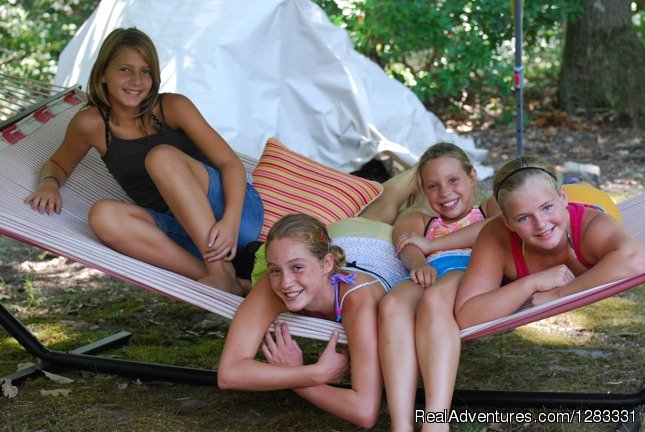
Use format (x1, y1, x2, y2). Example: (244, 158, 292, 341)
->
(455, 155, 645, 328)
(218, 145, 504, 428)
(218, 213, 387, 428)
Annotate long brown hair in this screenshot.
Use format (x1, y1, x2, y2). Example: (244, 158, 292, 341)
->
(87, 27, 160, 119)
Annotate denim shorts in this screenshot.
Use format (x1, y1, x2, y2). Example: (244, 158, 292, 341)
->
(147, 164, 264, 260)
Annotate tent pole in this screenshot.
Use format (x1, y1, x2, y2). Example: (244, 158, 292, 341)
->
(513, 0, 524, 155)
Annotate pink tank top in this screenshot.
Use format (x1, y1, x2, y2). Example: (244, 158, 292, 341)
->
(424, 206, 485, 259)
(509, 202, 594, 278)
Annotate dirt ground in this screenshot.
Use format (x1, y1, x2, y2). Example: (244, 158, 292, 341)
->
(0, 114, 643, 432)
(473, 114, 643, 200)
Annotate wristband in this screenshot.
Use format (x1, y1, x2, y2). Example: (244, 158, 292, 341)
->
(40, 175, 60, 186)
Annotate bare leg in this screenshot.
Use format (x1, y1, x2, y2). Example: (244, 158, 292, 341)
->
(88, 199, 207, 278)
(360, 169, 417, 224)
(89, 145, 246, 295)
(144, 145, 244, 295)
(415, 271, 462, 432)
(378, 280, 424, 432)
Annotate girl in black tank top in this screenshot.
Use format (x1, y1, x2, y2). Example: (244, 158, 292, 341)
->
(25, 27, 264, 297)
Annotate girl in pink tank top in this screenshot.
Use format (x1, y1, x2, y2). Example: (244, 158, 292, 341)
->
(455, 155, 645, 330)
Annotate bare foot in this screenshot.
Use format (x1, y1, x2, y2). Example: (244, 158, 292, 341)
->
(238, 278, 252, 296)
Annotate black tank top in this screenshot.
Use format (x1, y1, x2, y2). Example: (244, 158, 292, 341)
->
(100, 94, 211, 212)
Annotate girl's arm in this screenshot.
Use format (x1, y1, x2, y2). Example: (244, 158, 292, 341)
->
(454, 218, 575, 328)
(25, 109, 97, 214)
(393, 210, 436, 287)
(289, 283, 383, 429)
(360, 168, 432, 224)
(533, 210, 645, 304)
(217, 275, 347, 391)
(397, 196, 502, 254)
(162, 94, 247, 252)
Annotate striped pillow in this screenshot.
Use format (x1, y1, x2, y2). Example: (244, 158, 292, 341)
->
(252, 138, 383, 241)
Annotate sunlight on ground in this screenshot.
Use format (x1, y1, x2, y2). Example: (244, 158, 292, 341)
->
(514, 290, 644, 346)
(19, 257, 103, 281)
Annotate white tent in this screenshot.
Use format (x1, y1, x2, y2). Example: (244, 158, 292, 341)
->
(55, 0, 491, 177)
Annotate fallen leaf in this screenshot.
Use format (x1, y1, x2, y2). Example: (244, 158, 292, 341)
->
(16, 362, 37, 371)
(43, 370, 75, 384)
(40, 389, 71, 397)
(1, 378, 18, 398)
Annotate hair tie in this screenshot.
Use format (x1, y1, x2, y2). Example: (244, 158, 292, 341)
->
(494, 166, 558, 202)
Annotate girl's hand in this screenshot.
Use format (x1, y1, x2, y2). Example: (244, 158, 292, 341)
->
(531, 289, 560, 306)
(530, 264, 575, 293)
(409, 263, 437, 289)
(203, 218, 239, 262)
(396, 233, 433, 255)
(315, 330, 350, 385)
(24, 180, 62, 215)
(261, 321, 303, 367)
(528, 265, 575, 306)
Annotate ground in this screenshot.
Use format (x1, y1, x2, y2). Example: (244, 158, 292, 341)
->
(0, 115, 643, 432)
(463, 110, 643, 200)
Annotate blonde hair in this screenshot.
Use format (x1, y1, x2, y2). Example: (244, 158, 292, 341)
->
(493, 155, 561, 211)
(408, 142, 478, 207)
(87, 27, 160, 119)
(266, 214, 346, 275)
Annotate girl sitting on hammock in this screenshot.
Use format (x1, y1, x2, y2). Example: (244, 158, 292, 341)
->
(378, 143, 501, 432)
(455, 155, 645, 328)
(24, 27, 264, 296)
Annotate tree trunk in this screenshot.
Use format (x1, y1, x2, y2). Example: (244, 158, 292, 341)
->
(559, 0, 644, 124)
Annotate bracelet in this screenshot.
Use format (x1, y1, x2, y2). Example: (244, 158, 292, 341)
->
(40, 175, 60, 186)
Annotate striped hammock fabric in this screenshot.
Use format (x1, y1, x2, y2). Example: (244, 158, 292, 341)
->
(0, 90, 643, 344)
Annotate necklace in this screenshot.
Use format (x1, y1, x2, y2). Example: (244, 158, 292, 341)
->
(104, 109, 162, 147)
(565, 229, 574, 249)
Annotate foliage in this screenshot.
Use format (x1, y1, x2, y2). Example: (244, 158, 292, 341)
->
(313, 0, 589, 118)
(0, 0, 99, 81)
(2, 0, 642, 122)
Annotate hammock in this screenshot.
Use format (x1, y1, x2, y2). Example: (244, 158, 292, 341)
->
(1, 89, 643, 410)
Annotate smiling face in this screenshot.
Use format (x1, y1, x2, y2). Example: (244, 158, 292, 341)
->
(502, 177, 570, 251)
(101, 46, 153, 112)
(266, 237, 334, 313)
(420, 156, 477, 223)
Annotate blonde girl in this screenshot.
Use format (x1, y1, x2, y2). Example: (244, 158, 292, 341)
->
(218, 214, 388, 428)
(25, 28, 263, 295)
(455, 155, 645, 327)
(378, 143, 500, 432)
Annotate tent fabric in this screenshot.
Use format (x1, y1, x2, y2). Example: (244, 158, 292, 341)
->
(54, 0, 492, 177)
(1, 91, 643, 344)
